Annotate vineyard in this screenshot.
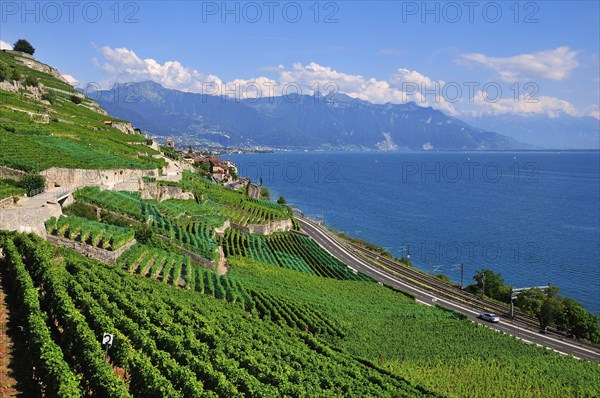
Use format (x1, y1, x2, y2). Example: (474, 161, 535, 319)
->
(0, 179, 25, 200)
(229, 257, 600, 398)
(73, 187, 145, 221)
(0, 50, 164, 173)
(219, 229, 374, 282)
(0, 232, 436, 397)
(45, 215, 135, 251)
(179, 172, 292, 226)
(119, 243, 345, 338)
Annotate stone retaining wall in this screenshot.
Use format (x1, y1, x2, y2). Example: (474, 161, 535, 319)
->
(46, 235, 137, 264)
(0, 203, 62, 238)
(41, 167, 158, 190)
(0, 166, 28, 180)
(214, 218, 293, 236)
(0, 196, 24, 209)
(231, 218, 293, 235)
(141, 183, 194, 201)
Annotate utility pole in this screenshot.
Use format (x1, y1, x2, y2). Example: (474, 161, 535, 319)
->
(482, 273, 485, 297)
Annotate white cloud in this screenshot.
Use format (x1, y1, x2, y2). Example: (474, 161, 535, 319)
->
(0, 40, 13, 50)
(96, 46, 223, 93)
(464, 92, 578, 117)
(62, 74, 80, 87)
(94, 45, 587, 118)
(459, 47, 580, 81)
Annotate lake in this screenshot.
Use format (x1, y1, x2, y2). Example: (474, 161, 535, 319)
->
(229, 151, 600, 314)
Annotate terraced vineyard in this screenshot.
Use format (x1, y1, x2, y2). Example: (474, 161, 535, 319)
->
(72, 188, 220, 261)
(73, 187, 145, 221)
(0, 51, 164, 173)
(0, 232, 434, 397)
(219, 229, 374, 282)
(229, 257, 600, 398)
(0, 179, 25, 200)
(143, 203, 217, 261)
(180, 172, 292, 226)
(45, 215, 135, 251)
(118, 243, 345, 338)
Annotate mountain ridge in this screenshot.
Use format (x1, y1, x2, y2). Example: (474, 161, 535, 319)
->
(92, 80, 527, 150)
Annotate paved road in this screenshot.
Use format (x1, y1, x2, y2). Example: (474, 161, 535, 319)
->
(297, 217, 600, 362)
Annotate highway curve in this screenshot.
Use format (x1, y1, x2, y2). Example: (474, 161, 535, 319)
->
(297, 216, 600, 363)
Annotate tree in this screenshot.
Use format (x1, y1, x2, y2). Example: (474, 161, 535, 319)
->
(260, 187, 270, 200)
(277, 196, 287, 205)
(19, 174, 45, 196)
(515, 286, 562, 330)
(466, 269, 511, 302)
(556, 298, 600, 341)
(13, 39, 35, 55)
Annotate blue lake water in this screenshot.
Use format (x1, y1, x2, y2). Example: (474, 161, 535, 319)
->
(229, 151, 600, 315)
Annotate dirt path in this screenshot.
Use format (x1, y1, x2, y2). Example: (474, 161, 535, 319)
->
(0, 273, 19, 397)
(0, 268, 39, 398)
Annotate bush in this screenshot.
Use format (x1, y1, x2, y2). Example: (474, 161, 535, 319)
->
(277, 196, 287, 205)
(19, 174, 45, 196)
(134, 224, 153, 244)
(10, 68, 21, 82)
(69, 95, 82, 104)
(63, 202, 98, 221)
(24, 75, 38, 87)
(42, 92, 56, 104)
(0, 63, 7, 81)
(260, 187, 270, 200)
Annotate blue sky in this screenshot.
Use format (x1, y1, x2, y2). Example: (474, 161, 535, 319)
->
(1, 1, 599, 117)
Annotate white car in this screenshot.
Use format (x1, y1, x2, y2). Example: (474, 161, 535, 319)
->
(478, 313, 500, 323)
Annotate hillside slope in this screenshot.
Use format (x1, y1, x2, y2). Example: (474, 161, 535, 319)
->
(94, 81, 525, 150)
(0, 51, 165, 173)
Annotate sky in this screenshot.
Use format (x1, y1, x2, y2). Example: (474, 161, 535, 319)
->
(1, 0, 599, 118)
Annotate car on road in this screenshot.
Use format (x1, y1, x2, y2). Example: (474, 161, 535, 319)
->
(478, 313, 500, 323)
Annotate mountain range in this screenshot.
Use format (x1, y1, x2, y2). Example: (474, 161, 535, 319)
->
(92, 81, 598, 150)
(464, 112, 599, 150)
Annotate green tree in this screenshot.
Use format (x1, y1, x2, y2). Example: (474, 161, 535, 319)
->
(556, 298, 600, 341)
(13, 39, 35, 55)
(466, 269, 511, 302)
(277, 196, 287, 205)
(260, 187, 270, 200)
(19, 174, 45, 196)
(515, 286, 562, 330)
(70, 95, 82, 104)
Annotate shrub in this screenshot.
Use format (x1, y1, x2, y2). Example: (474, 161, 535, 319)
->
(134, 225, 153, 244)
(24, 75, 38, 87)
(19, 174, 45, 196)
(0, 63, 7, 81)
(10, 68, 21, 81)
(41, 92, 56, 104)
(63, 202, 98, 221)
(69, 95, 82, 104)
